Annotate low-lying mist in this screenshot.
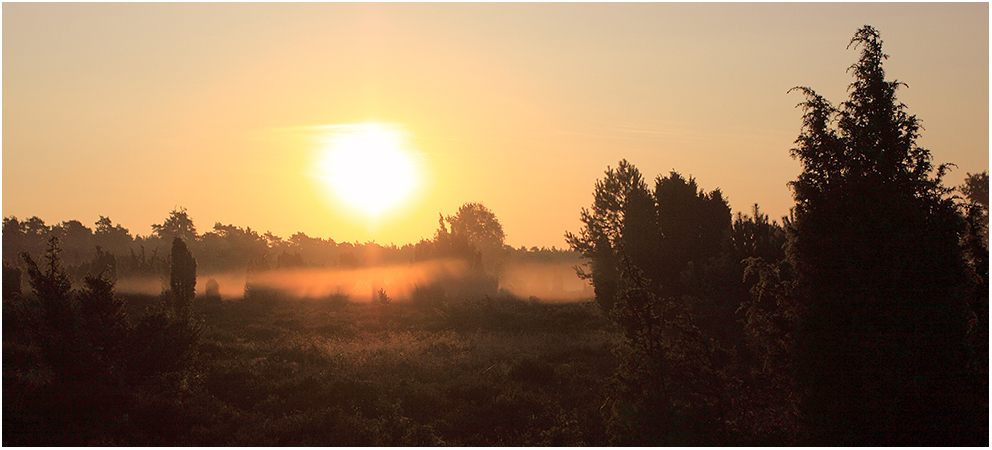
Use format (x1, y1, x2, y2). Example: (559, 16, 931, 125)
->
(115, 259, 592, 303)
(500, 261, 593, 302)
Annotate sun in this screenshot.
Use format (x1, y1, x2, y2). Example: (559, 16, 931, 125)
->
(315, 123, 421, 219)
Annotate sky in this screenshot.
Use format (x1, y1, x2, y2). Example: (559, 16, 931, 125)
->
(3, 3, 988, 248)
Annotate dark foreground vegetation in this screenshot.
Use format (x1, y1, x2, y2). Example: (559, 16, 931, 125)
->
(561, 26, 987, 446)
(3, 25, 989, 446)
(5, 277, 617, 445)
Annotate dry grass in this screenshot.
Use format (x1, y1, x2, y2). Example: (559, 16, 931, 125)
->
(4, 289, 619, 445)
(185, 294, 618, 446)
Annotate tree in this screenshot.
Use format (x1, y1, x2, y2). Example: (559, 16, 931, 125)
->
(152, 207, 197, 246)
(288, 232, 338, 266)
(51, 220, 95, 267)
(87, 245, 118, 281)
(169, 237, 197, 321)
(128, 237, 201, 384)
(566, 160, 652, 311)
(76, 273, 131, 383)
(607, 259, 733, 446)
(21, 236, 76, 383)
(961, 171, 989, 208)
(198, 222, 269, 273)
(7, 233, 202, 445)
(569, 162, 744, 444)
(652, 171, 731, 300)
(3, 260, 22, 302)
(788, 25, 978, 445)
(567, 162, 733, 313)
(959, 171, 989, 428)
(94, 216, 134, 257)
(20, 237, 130, 386)
(417, 213, 482, 268)
(730, 204, 787, 264)
(445, 202, 506, 275)
(413, 212, 498, 299)
(960, 171, 989, 248)
(735, 256, 804, 444)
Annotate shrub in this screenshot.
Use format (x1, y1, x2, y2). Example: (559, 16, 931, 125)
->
(411, 283, 446, 311)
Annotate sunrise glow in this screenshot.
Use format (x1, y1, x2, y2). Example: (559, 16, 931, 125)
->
(314, 123, 421, 220)
(3, 5, 987, 446)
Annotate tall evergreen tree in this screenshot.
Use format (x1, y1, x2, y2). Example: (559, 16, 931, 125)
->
(169, 237, 197, 321)
(788, 25, 978, 445)
(21, 236, 77, 383)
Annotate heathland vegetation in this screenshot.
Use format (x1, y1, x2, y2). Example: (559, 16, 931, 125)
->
(3, 26, 988, 445)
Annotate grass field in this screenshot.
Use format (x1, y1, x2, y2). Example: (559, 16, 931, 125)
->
(5, 292, 619, 445)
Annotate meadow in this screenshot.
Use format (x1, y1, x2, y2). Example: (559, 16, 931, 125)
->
(5, 290, 619, 446)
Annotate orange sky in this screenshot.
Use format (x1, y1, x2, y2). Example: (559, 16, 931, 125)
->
(3, 3, 988, 248)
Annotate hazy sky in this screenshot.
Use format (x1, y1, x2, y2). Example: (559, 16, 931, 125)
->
(4, 3, 988, 248)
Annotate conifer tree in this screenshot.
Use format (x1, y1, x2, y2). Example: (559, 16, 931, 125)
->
(566, 160, 651, 312)
(788, 25, 978, 445)
(21, 236, 77, 383)
(169, 236, 197, 321)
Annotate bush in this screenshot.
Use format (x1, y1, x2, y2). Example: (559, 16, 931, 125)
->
(411, 283, 445, 311)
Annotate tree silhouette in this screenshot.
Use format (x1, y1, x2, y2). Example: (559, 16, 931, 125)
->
(18, 237, 131, 387)
(730, 204, 787, 264)
(568, 162, 745, 444)
(788, 25, 979, 445)
(94, 215, 134, 257)
(567, 162, 732, 314)
(198, 222, 269, 273)
(169, 237, 197, 322)
(51, 220, 94, 267)
(960, 171, 989, 249)
(652, 171, 731, 300)
(3, 260, 22, 301)
(76, 273, 131, 383)
(961, 171, 989, 208)
(566, 160, 650, 311)
(959, 170, 989, 429)
(21, 236, 76, 383)
(417, 213, 481, 269)
(607, 258, 732, 445)
(445, 202, 506, 275)
(152, 207, 197, 246)
(128, 237, 201, 386)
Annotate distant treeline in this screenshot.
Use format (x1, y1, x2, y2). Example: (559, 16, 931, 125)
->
(2, 203, 580, 293)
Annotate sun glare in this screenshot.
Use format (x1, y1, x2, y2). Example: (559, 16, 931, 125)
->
(314, 123, 421, 219)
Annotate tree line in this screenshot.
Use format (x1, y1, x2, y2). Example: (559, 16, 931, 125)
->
(566, 25, 987, 445)
(4, 202, 556, 292)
